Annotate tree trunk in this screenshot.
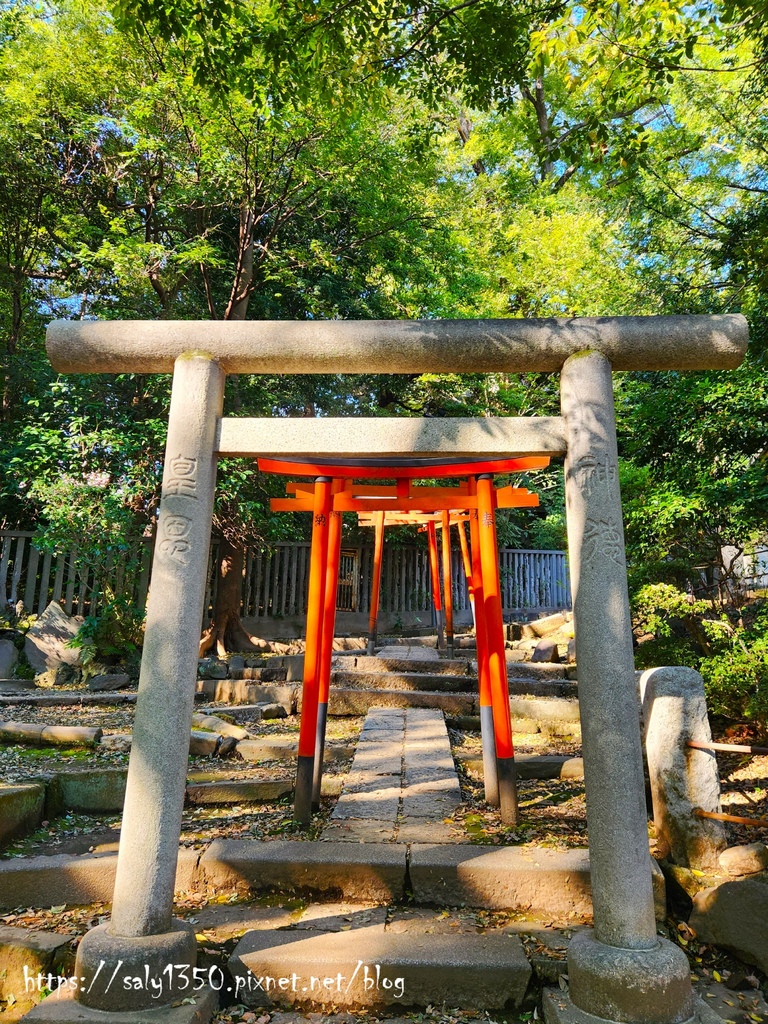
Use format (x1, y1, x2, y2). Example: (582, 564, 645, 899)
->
(199, 535, 268, 657)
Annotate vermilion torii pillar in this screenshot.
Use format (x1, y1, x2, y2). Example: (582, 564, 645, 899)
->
(44, 314, 747, 1024)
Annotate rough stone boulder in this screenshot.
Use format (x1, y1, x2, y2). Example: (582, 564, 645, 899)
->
(24, 602, 83, 673)
(689, 877, 768, 974)
(0, 638, 19, 677)
(718, 843, 768, 877)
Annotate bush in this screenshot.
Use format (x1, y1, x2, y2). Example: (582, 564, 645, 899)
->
(632, 583, 768, 729)
(700, 603, 768, 729)
(67, 597, 144, 668)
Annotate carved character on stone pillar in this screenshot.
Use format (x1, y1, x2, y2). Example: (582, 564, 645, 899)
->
(158, 513, 193, 564)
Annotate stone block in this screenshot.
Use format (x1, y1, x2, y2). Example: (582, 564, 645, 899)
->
(332, 786, 401, 821)
(189, 730, 220, 756)
(236, 737, 297, 761)
(0, 924, 75, 1013)
(54, 769, 128, 813)
(191, 713, 249, 740)
(260, 702, 287, 719)
(331, 670, 470, 693)
(689, 877, 768, 973)
(0, 848, 201, 911)
(87, 673, 131, 692)
(40, 726, 102, 747)
(507, 678, 578, 698)
(508, 696, 580, 725)
(0, 678, 37, 694)
(501, 658, 568, 680)
(409, 844, 593, 917)
(186, 779, 292, 804)
(529, 612, 567, 637)
(25, 602, 83, 673)
(198, 657, 228, 679)
(229, 927, 531, 1009)
(0, 783, 45, 848)
(0, 720, 46, 744)
(199, 839, 406, 901)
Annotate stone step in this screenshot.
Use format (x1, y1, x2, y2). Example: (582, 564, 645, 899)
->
(337, 655, 473, 676)
(322, 687, 582, 730)
(331, 670, 475, 693)
(458, 752, 585, 781)
(229, 926, 531, 1010)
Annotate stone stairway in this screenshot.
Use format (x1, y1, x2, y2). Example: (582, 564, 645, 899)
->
(317, 650, 581, 732)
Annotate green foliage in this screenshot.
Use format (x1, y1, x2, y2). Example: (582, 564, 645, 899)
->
(700, 604, 768, 728)
(67, 597, 144, 667)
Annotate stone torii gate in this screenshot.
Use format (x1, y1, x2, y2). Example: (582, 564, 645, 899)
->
(42, 315, 747, 1024)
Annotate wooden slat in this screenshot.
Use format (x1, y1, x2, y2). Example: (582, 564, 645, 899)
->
(38, 552, 53, 613)
(0, 536, 11, 604)
(9, 535, 26, 606)
(24, 544, 39, 613)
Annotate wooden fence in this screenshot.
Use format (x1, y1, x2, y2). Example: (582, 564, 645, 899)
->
(1, 531, 571, 621)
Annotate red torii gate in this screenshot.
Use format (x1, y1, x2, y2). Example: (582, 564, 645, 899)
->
(262, 455, 547, 827)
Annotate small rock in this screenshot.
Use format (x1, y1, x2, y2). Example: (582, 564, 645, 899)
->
(719, 843, 768, 877)
(198, 658, 228, 679)
(217, 736, 238, 756)
(228, 655, 246, 675)
(531, 638, 561, 663)
(567, 638, 576, 664)
(260, 702, 288, 720)
(0, 638, 19, 677)
(88, 672, 132, 692)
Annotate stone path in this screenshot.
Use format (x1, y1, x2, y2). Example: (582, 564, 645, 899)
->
(321, 708, 462, 844)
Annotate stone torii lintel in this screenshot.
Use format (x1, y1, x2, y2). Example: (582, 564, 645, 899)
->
(46, 313, 748, 374)
(216, 415, 567, 458)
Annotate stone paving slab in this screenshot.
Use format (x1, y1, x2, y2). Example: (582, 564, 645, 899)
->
(332, 788, 402, 821)
(320, 820, 397, 843)
(20, 987, 217, 1023)
(294, 902, 387, 932)
(323, 707, 463, 842)
(229, 926, 531, 1009)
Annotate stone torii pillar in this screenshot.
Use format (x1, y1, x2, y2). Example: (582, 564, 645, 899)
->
(43, 314, 747, 1024)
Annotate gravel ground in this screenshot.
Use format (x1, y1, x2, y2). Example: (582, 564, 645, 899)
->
(448, 728, 587, 848)
(0, 708, 362, 783)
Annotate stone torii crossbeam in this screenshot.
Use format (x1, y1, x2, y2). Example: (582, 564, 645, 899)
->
(41, 314, 747, 1024)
